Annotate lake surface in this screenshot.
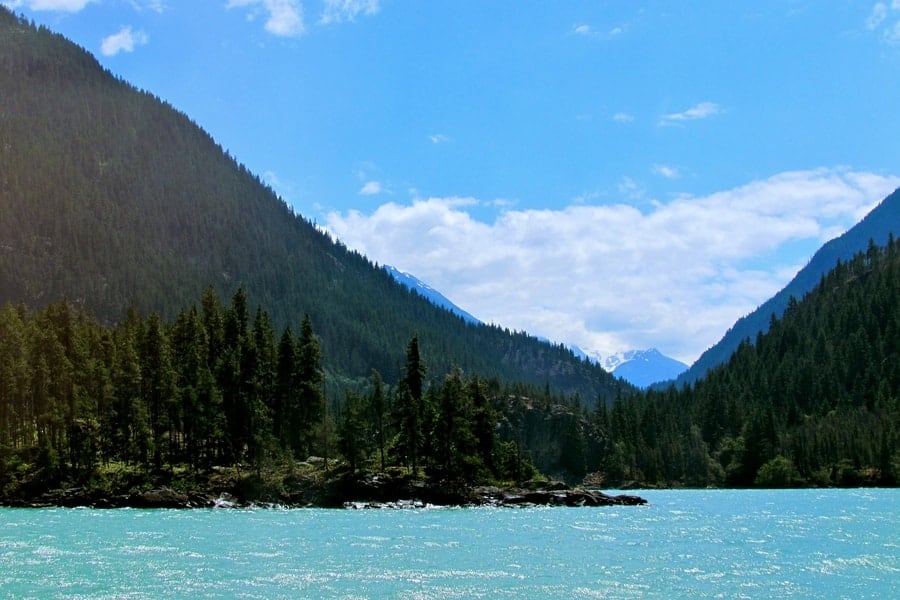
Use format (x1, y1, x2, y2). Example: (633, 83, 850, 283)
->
(1, 489, 896, 599)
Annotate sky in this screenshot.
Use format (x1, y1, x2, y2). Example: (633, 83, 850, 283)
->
(5, 0, 900, 364)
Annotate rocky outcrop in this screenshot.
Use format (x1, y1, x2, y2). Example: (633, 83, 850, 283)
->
(339, 477, 647, 509)
(470, 486, 646, 507)
(5, 486, 216, 509)
(3, 475, 646, 509)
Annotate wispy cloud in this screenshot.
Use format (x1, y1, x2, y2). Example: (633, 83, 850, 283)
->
(100, 26, 149, 56)
(867, 2, 900, 44)
(262, 169, 297, 205)
(359, 180, 382, 195)
(320, 0, 379, 24)
(3, 0, 93, 11)
(612, 112, 634, 123)
(659, 101, 722, 126)
(653, 164, 679, 179)
(571, 23, 624, 39)
(429, 133, 450, 144)
(573, 24, 591, 35)
(325, 169, 900, 364)
(867, 2, 889, 29)
(227, 0, 305, 37)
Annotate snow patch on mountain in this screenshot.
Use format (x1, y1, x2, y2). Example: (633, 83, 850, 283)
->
(573, 347, 688, 389)
(385, 266, 685, 388)
(384, 265, 482, 325)
(606, 349, 688, 389)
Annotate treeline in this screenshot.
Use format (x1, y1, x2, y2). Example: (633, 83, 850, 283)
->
(598, 238, 900, 487)
(0, 287, 540, 494)
(2, 241, 899, 493)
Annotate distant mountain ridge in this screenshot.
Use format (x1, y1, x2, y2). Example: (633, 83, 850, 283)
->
(671, 187, 900, 388)
(384, 266, 481, 325)
(383, 268, 691, 390)
(570, 346, 687, 389)
(604, 349, 688, 389)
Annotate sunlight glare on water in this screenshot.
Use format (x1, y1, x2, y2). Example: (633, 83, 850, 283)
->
(0, 489, 897, 599)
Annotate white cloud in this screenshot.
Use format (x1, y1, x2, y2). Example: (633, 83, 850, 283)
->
(571, 22, 624, 39)
(325, 168, 900, 364)
(320, 0, 379, 24)
(612, 112, 634, 123)
(100, 26, 149, 56)
(653, 164, 679, 179)
(573, 24, 591, 35)
(429, 133, 450, 144)
(4, 0, 92, 11)
(889, 20, 900, 43)
(359, 180, 382, 195)
(262, 169, 296, 201)
(659, 101, 722, 126)
(227, 0, 305, 37)
(867, 2, 888, 29)
(866, 1, 900, 44)
(617, 176, 645, 200)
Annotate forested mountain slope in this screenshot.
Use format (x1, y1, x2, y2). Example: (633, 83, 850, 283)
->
(672, 187, 900, 388)
(0, 9, 624, 401)
(601, 238, 900, 487)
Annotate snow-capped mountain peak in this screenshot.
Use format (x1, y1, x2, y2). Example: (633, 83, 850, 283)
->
(602, 348, 688, 389)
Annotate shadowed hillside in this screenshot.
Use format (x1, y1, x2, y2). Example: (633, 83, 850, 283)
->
(0, 8, 625, 401)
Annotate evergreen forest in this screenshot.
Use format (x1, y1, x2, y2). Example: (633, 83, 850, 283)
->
(0, 8, 623, 402)
(601, 239, 900, 488)
(2, 240, 898, 499)
(0, 286, 540, 497)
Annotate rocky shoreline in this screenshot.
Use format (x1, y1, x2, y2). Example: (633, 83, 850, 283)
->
(1, 476, 647, 510)
(345, 486, 648, 510)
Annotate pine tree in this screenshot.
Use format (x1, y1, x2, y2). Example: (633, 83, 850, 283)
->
(220, 288, 250, 464)
(139, 312, 175, 471)
(274, 326, 298, 453)
(296, 314, 323, 458)
(337, 390, 370, 473)
(395, 335, 426, 475)
(369, 369, 388, 472)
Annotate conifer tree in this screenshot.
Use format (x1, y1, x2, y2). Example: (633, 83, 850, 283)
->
(338, 390, 370, 473)
(369, 369, 388, 472)
(139, 312, 175, 471)
(395, 335, 426, 475)
(275, 327, 298, 453)
(296, 314, 323, 458)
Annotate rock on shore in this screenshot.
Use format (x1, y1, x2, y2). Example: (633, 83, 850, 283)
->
(337, 476, 647, 509)
(4, 476, 646, 509)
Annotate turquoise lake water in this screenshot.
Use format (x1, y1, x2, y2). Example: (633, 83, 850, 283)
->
(0, 489, 897, 599)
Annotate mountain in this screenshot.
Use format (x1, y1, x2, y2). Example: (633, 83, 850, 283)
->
(0, 8, 626, 401)
(604, 349, 687, 389)
(570, 346, 687, 389)
(671, 187, 900, 388)
(384, 266, 481, 325)
(601, 238, 900, 487)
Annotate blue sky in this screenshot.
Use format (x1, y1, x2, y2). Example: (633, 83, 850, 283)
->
(7, 0, 900, 364)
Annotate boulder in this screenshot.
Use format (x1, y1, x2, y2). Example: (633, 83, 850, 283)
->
(132, 487, 192, 509)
